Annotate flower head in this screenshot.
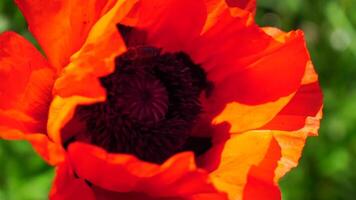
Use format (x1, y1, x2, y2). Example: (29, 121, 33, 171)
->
(0, 0, 323, 199)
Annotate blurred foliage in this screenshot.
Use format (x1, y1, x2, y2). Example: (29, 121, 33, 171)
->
(257, 0, 356, 200)
(0, 0, 356, 199)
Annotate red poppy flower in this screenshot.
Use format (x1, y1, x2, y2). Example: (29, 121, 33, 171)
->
(0, 0, 323, 199)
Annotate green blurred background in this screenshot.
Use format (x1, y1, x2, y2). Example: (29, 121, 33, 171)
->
(1, 0, 356, 199)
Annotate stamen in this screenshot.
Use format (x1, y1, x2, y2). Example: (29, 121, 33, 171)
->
(65, 28, 213, 164)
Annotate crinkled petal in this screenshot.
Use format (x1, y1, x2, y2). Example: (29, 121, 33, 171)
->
(50, 161, 96, 200)
(192, 122, 231, 171)
(210, 131, 278, 200)
(194, 25, 309, 133)
(0, 31, 54, 134)
(92, 187, 228, 200)
(261, 82, 322, 133)
(49, 0, 137, 143)
(242, 138, 282, 200)
(188, 193, 228, 200)
(255, 29, 323, 179)
(211, 56, 322, 199)
(92, 187, 181, 200)
(202, 0, 252, 33)
(0, 32, 63, 164)
(203, 0, 256, 33)
(211, 94, 294, 133)
(66, 142, 222, 198)
(122, 0, 207, 52)
(260, 64, 322, 180)
(225, 0, 256, 14)
(194, 27, 308, 104)
(50, 160, 227, 200)
(15, 0, 117, 71)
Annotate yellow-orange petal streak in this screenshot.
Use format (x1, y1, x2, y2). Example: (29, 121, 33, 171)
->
(210, 131, 277, 200)
(203, 0, 255, 33)
(242, 137, 281, 200)
(49, 0, 138, 144)
(212, 94, 294, 133)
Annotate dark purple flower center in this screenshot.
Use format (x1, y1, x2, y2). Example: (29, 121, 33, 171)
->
(65, 26, 213, 164)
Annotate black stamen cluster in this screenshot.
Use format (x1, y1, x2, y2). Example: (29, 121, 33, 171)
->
(68, 26, 212, 164)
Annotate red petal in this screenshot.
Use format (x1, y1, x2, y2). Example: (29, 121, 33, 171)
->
(48, 0, 137, 143)
(192, 18, 311, 133)
(210, 131, 279, 200)
(0, 32, 64, 164)
(209, 28, 322, 198)
(188, 193, 228, 200)
(195, 28, 308, 105)
(122, 0, 207, 52)
(261, 82, 322, 132)
(243, 176, 281, 200)
(242, 138, 282, 200)
(261, 59, 323, 133)
(67, 142, 221, 198)
(92, 187, 182, 200)
(15, 0, 116, 70)
(260, 62, 323, 180)
(92, 186, 228, 200)
(50, 161, 96, 200)
(226, 0, 256, 14)
(0, 31, 54, 134)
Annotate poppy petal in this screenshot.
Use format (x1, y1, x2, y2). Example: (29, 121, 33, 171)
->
(211, 59, 322, 199)
(52, 185, 228, 200)
(54, 0, 136, 98)
(50, 161, 96, 200)
(0, 35, 63, 165)
(260, 64, 323, 180)
(210, 131, 279, 200)
(92, 187, 228, 200)
(0, 32, 63, 164)
(261, 81, 322, 133)
(211, 93, 294, 133)
(193, 19, 310, 132)
(259, 27, 323, 133)
(243, 177, 281, 200)
(0, 31, 64, 165)
(196, 27, 307, 104)
(225, 0, 256, 14)
(122, 0, 207, 52)
(203, 0, 254, 34)
(189, 193, 228, 200)
(26, 133, 65, 165)
(15, 0, 116, 70)
(0, 128, 64, 165)
(192, 122, 231, 171)
(66, 142, 221, 198)
(47, 96, 105, 144)
(0, 31, 55, 135)
(242, 137, 282, 200)
(48, 0, 137, 143)
(92, 187, 177, 200)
